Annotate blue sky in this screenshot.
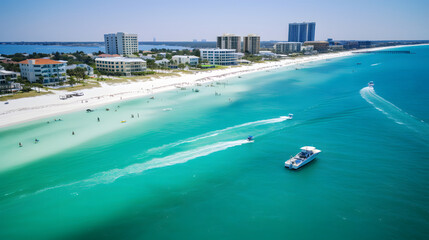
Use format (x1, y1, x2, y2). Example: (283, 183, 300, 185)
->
(1, 0, 428, 41)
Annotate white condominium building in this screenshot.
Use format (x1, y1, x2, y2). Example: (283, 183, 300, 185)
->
(217, 34, 241, 53)
(104, 32, 138, 56)
(95, 57, 146, 75)
(273, 42, 302, 53)
(200, 49, 238, 66)
(243, 34, 260, 54)
(172, 55, 199, 66)
(19, 59, 66, 85)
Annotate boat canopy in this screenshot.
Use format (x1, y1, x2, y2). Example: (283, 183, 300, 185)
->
(300, 146, 316, 151)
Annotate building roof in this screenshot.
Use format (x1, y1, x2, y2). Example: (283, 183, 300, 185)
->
(200, 48, 237, 52)
(155, 59, 170, 64)
(172, 55, 199, 59)
(244, 34, 260, 37)
(95, 57, 145, 63)
(304, 41, 328, 44)
(19, 59, 63, 65)
(0, 70, 18, 75)
(98, 54, 121, 58)
(275, 42, 302, 44)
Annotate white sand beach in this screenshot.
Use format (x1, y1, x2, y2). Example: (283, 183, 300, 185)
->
(0, 45, 420, 128)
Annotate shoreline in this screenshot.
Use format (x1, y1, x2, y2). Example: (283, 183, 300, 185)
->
(0, 44, 426, 129)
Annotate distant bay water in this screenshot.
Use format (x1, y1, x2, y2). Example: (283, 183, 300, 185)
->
(0, 44, 190, 55)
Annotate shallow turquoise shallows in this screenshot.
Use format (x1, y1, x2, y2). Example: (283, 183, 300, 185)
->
(1, 45, 428, 240)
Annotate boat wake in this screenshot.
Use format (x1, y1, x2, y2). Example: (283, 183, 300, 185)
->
(370, 63, 381, 66)
(34, 140, 251, 194)
(32, 116, 291, 196)
(148, 116, 290, 153)
(86, 140, 250, 185)
(360, 86, 429, 135)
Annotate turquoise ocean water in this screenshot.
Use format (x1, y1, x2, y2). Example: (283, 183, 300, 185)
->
(0, 45, 428, 240)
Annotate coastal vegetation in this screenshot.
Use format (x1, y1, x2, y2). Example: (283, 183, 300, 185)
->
(51, 51, 95, 66)
(0, 90, 52, 101)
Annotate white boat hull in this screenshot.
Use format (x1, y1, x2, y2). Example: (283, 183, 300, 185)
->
(285, 152, 320, 169)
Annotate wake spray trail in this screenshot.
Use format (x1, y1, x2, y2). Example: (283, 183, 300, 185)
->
(148, 116, 290, 153)
(360, 86, 429, 136)
(34, 140, 251, 194)
(32, 117, 291, 196)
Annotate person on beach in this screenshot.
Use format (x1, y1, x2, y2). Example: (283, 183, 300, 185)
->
(97, 117, 100, 122)
(131, 114, 134, 118)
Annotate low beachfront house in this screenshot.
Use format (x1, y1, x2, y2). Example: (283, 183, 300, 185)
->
(19, 59, 67, 85)
(95, 57, 146, 76)
(155, 59, 170, 66)
(200, 49, 238, 66)
(172, 55, 199, 66)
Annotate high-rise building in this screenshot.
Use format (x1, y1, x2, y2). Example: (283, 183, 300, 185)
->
(217, 34, 241, 52)
(288, 22, 316, 42)
(243, 34, 260, 54)
(104, 32, 138, 56)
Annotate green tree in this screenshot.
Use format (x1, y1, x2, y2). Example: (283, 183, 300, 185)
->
(68, 76, 77, 86)
(192, 49, 201, 57)
(37, 76, 44, 84)
(178, 63, 186, 69)
(146, 59, 158, 69)
(67, 67, 86, 81)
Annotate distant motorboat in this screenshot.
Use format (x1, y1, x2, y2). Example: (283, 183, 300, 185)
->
(247, 136, 254, 142)
(285, 146, 321, 170)
(368, 81, 374, 87)
(280, 114, 293, 120)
